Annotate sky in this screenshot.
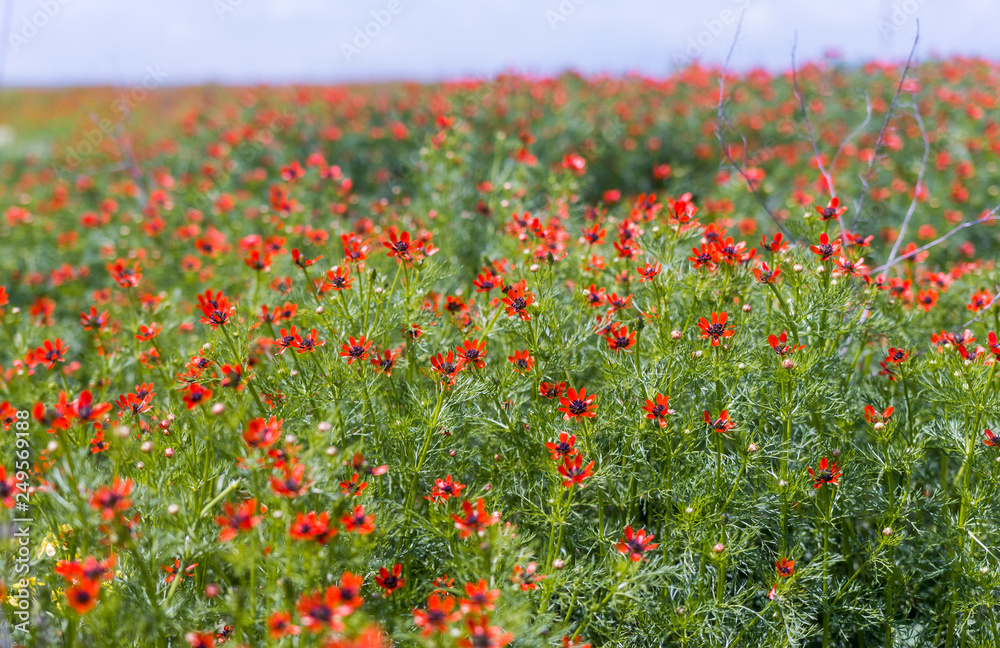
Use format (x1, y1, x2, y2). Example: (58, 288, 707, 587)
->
(1, 0, 998, 86)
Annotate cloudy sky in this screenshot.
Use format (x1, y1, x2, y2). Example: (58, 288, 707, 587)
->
(2, 0, 998, 86)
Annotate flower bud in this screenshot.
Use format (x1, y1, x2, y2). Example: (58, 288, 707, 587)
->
(782, 359, 796, 370)
(211, 403, 226, 416)
(553, 559, 565, 570)
(793, 263, 804, 273)
(882, 527, 893, 536)
(449, 449, 457, 457)
(817, 265, 826, 274)
(205, 584, 220, 598)
(742, 304, 751, 313)
(141, 441, 153, 453)
(136, 461, 144, 470)
(748, 443, 759, 453)
(315, 306, 325, 315)
(713, 543, 725, 554)
(165, 447, 175, 458)
(670, 330, 682, 340)
(874, 422, 884, 431)
(167, 504, 180, 515)
(318, 421, 332, 432)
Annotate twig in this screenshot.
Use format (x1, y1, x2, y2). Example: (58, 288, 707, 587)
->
(959, 287, 1000, 330)
(791, 33, 834, 198)
(829, 93, 872, 174)
(885, 96, 930, 266)
(852, 22, 921, 230)
(715, 10, 792, 239)
(871, 204, 1000, 274)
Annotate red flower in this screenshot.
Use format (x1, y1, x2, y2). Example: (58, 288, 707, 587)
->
(456, 339, 488, 369)
(296, 328, 324, 353)
(341, 505, 375, 534)
(510, 562, 545, 590)
(558, 454, 595, 487)
(507, 349, 534, 373)
(276, 326, 303, 354)
(884, 347, 910, 363)
(809, 232, 841, 261)
(968, 289, 994, 312)
(558, 387, 598, 420)
(760, 232, 788, 253)
(864, 405, 894, 425)
(369, 348, 399, 376)
(767, 331, 804, 356)
(451, 498, 500, 538)
(323, 265, 353, 291)
(289, 510, 336, 544)
(340, 335, 373, 364)
(501, 280, 534, 321)
(0, 466, 21, 508)
(814, 197, 847, 221)
(36, 338, 68, 369)
(375, 564, 405, 596)
(540, 381, 567, 399)
(604, 322, 636, 352)
(583, 284, 606, 308)
(297, 587, 346, 634)
(73, 390, 112, 423)
(427, 475, 466, 503)
(989, 332, 1000, 358)
(808, 457, 842, 488)
(339, 472, 368, 497)
(984, 429, 997, 447)
(460, 580, 500, 614)
(457, 617, 514, 648)
(66, 579, 101, 614)
(545, 432, 578, 461)
(182, 383, 212, 409)
(776, 557, 795, 577)
(414, 594, 461, 636)
(135, 323, 161, 341)
(642, 393, 675, 428)
(615, 525, 659, 561)
(753, 261, 781, 284)
(430, 350, 465, 385)
(636, 262, 661, 282)
(689, 244, 718, 271)
(267, 611, 301, 639)
(89, 477, 133, 520)
(833, 256, 867, 278)
(291, 248, 322, 268)
(704, 409, 735, 434)
(243, 416, 282, 450)
(215, 498, 262, 542)
(107, 259, 142, 288)
(270, 461, 313, 498)
(698, 312, 734, 346)
(197, 290, 235, 329)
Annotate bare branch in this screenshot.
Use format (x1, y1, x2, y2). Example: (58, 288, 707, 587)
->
(851, 21, 920, 230)
(871, 204, 1000, 275)
(829, 92, 872, 173)
(885, 96, 930, 266)
(791, 33, 834, 198)
(959, 287, 1000, 330)
(715, 10, 793, 239)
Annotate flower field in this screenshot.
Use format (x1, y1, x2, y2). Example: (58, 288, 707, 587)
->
(3, 57, 1000, 647)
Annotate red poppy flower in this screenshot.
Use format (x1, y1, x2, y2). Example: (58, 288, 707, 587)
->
(73, 390, 112, 423)
(457, 617, 514, 648)
(383, 229, 423, 263)
(767, 331, 804, 356)
(968, 289, 993, 312)
(182, 383, 212, 409)
(507, 349, 534, 373)
(289, 510, 335, 544)
(291, 248, 322, 268)
(323, 265, 353, 292)
(558, 387, 598, 420)
(36, 338, 68, 369)
(776, 557, 795, 577)
(340, 335, 373, 364)
(340, 505, 375, 534)
(456, 339, 488, 369)
(276, 326, 303, 354)
(583, 284, 606, 308)
(545, 432, 578, 461)
(753, 261, 781, 284)
(296, 587, 346, 634)
(430, 350, 465, 385)
(427, 475, 466, 502)
(270, 461, 312, 498)
(267, 611, 301, 639)
(451, 498, 500, 538)
(89, 477, 133, 520)
(642, 394, 675, 428)
(636, 262, 661, 282)
(864, 405, 894, 425)
(809, 232, 842, 261)
(884, 347, 910, 363)
(510, 562, 545, 590)
(615, 525, 659, 561)
(339, 472, 367, 497)
(604, 322, 636, 352)
(814, 197, 847, 221)
(916, 289, 938, 311)
(808, 457, 842, 488)
(473, 269, 504, 293)
(0, 466, 22, 508)
(66, 579, 101, 614)
(540, 381, 567, 399)
(296, 328, 324, 353)
(375, 564, 405, 596)
(184, 631, 215, 648)
(79, 306, 110, 331)
(704, 409, 735, 434)
(580, 223, 606, 245)
(161, 559, 198, 584)
(558, 454, 595, 488)
(984, 429, 997, 447)
(760, 232, 788, 253)
(833, 256, 867, 278)
(689, 244, 718, 271)
(501, 280, 534, 321)
(413, 594, 461, 636)
(197, 291, 235, 329)
(107, 259, 142, 288)
(698, 312, 734, 346)
(215, 498, 262, 542)
(460, 579, 500, 614)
